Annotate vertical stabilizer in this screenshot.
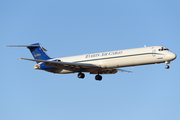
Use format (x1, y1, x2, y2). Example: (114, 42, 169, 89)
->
(27, 43, 51, 60)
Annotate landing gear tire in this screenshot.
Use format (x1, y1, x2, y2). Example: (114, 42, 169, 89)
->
(165, 65, 170, 69)
(95, 75, 102, 81)
(78, 73, 85, 79)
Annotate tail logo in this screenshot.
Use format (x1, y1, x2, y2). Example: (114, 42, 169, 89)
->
(34, 54, 41, 57)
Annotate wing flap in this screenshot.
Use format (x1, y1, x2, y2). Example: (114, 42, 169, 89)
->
(116, 68, 132, 73)
(90, 68, 132, 74)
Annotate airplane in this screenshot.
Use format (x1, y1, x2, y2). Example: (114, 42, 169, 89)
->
(6, 43, 176, 81)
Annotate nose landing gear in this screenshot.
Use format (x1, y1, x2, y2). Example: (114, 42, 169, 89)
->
(165, 61, 170, 69)
(165, 65, 170, 69)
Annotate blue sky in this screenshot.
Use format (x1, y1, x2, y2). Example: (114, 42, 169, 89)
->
(1, 0, 180, 120)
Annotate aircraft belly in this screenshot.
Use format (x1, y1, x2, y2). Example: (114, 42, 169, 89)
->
(100, 55, 165, 68)
(133, 55, 152, 64)
(100, 58, 134, 68)
(130, 55, 165, 65)
(117, 57, 134, 67)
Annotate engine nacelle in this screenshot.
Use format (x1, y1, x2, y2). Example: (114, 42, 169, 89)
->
(34, 64, 41, 70)
(34, 63, 54, 70)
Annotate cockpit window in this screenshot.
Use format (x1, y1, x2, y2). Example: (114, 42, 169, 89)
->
(163, 48, 169, 50)
(159, 47, 169, 51)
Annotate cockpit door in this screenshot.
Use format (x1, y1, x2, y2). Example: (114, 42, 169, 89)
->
(156, 47, 165, 60)
(152, 49, 156, 57)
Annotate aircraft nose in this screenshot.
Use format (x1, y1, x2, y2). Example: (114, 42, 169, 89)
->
(166, 52, 177, 61)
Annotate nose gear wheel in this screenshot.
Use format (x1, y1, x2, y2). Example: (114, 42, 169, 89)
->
(165, 65, 170, 69)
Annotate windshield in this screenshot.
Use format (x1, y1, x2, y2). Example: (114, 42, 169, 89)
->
(159, 47, 169, 51)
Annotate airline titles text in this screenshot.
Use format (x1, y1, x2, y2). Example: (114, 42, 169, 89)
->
(85, 51, 123, 58)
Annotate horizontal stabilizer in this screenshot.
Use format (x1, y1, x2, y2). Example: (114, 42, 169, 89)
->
(5, 45, 39, 47)
(5, 43, 51, 62)
(5, 44, 47, 51)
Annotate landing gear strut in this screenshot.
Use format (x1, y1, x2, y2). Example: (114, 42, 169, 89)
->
(95, 74, 102, 81)
(78, 72, 85, 79)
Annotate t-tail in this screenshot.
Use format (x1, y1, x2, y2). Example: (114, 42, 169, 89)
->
(5, 43, 52, 63)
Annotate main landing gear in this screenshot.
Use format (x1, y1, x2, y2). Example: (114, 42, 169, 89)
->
(77, 72, 103, 81)
(95, 74, 102, 81)
(78, 72, 85, 79)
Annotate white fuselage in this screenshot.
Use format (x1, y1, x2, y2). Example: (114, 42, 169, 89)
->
(52, 46, 176, 74)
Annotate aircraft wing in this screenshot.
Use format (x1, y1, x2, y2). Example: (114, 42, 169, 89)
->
(19, 58, 132, 74)
(19, 58, 100, 68)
